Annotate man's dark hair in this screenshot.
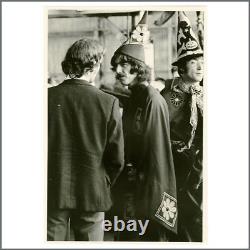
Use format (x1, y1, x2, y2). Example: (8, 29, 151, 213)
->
(61, 38, 104, 79)
(111, 54, 151, 82)
(177, 60, 187, 76)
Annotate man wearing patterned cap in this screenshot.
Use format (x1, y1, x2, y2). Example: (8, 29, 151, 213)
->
(110, 12, 178, 241)
(161, 11, 204, 242)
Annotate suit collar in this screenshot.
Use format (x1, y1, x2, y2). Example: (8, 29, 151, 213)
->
(62, 79, 94, 86)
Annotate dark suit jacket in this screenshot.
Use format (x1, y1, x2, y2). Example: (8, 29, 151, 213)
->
(48, 79, 124, 211)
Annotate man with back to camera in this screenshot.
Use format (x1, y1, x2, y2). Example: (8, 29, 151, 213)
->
(47, 38, 124, 241)
(110, 15, 178, 241)
(161, 11, 204, 242)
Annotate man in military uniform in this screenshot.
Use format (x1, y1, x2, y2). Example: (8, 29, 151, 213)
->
(161, 11, 204, 242)
(110, 25, 178, 240)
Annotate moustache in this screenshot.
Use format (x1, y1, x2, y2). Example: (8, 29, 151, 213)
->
(116, 74, 126, 79)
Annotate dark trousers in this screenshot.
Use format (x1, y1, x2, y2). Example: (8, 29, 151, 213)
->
(47, 209, 104, 241)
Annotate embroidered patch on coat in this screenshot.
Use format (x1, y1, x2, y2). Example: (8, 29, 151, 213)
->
(170, 92, 184, 107)
(155, 192, 177, 228)
(133, 107, 143, 134)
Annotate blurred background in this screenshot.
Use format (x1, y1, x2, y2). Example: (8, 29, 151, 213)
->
(48, 9, 204, 88)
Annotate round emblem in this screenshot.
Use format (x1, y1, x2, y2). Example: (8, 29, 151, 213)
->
(170, 92, 184, 107)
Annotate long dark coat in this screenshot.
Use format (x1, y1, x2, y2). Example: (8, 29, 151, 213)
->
(48, 79, 124, 212)
(161, 78, 203, 242)
(114, 83, 178, 234)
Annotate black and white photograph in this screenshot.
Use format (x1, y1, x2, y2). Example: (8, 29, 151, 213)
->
(47, 7, 204, 242)
(1, 1, 249, 249)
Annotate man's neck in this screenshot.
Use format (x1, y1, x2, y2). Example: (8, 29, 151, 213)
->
(76, 75, 95, 86)
(181, 77, 199, 86)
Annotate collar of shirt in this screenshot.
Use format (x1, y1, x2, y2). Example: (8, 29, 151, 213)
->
(63, 78, 95, 87)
